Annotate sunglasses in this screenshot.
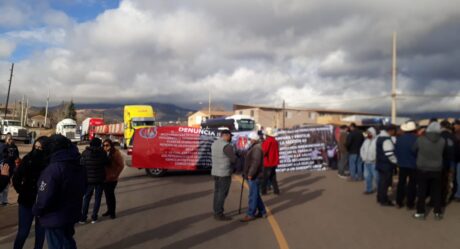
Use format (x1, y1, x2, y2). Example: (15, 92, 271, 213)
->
(103, 144, 111, 147)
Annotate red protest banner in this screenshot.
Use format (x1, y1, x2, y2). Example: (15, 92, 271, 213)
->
(132, 126, 218, 170)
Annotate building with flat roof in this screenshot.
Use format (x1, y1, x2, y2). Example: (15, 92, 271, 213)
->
(233, 104, 382, 128)
(187, 110, 234, 127)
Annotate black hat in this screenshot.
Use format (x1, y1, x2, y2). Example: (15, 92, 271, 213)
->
(454, 119, 460, 125)
(90, 137, 102, 147)
(47, 134, 72, 155)
(383, 124, 397, 131)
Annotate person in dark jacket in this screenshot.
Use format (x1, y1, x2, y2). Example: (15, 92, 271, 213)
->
(80, 138, 108, 224)
(376, 125, 398, 207)
(241, 132, 267, 222)
(413, 122, 446, 220)
(0, 163, 10, 192)
(346, 123, 365, 181)
(13, 137, 50, 249)
(452, 120, 460, 201)
(102, 139, 125, 219)
(1, 134, 20, 205)
(33, 135, 86, 249)
(439, 120, 455, 206)
(261, 128, 280, 195)
(395, 121, 418, 209)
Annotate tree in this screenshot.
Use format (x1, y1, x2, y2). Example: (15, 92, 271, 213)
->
(65, 100, 77, 120)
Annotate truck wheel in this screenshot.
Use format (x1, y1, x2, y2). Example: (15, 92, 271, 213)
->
(145, 168, 166, 177)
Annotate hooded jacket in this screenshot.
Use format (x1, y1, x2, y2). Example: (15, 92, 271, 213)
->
(81, 146, 108, 184)
(244, 142, 264, 179)
(33, 145, 86, 228)
(360, 127, 377, 164)
(13, 149, 48, 207)
(262, 136, 280, 167)
(414, 123, 446, 172)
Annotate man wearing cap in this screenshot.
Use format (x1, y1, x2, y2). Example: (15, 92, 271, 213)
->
(395, 121, 418, 209)
(241, 132, 267, 222)
(211, 130, 237, 221)
(376, 125, 398, 206)
(261, 128, 280, 195)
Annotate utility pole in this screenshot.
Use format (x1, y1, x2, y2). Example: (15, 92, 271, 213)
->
(21, 95, 24, 126)
(24, 97, 29, 127)
(4, 63, 14, 118)
(44, 89, 50, 128)
(282, 100, 286, 129)
(391, 32, 397, 124)
(208, 90, 212, 120)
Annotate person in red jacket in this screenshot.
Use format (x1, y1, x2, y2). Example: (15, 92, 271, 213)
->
(261, 128, 280, 195)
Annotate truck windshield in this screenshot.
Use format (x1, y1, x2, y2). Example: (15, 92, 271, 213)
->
(132, 121, 155, 127)
(7, 121, 21, 126)
(237, 119, 255, 131)
(63, 125, 76, 129)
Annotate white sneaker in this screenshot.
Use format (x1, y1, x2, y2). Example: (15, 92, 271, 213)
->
(91, 220, 98, 224)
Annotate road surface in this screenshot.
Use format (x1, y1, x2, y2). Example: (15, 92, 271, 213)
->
(1, 146, 460, 248)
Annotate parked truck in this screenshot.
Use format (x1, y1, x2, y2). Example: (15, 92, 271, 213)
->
(0, 118, 30, 143)
(81, 117, 104, 141)
(56, 118, 81, 143)
(94, 105, 155, 148)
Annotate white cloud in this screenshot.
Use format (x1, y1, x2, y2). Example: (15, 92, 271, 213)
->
(1, 0, 459, 114)
(0, 39, 16, 58)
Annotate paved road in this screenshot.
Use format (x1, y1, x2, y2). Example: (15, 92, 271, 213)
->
(1, 147, 460, 248)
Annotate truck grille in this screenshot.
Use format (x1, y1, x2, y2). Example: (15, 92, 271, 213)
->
(66, 132, 75, 139)
(18, 129, 27, 137)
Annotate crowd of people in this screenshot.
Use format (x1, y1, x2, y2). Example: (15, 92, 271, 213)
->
(0, 135, 124, 249)
(336, 119, 460, 220)
(211, 127, 280, 222)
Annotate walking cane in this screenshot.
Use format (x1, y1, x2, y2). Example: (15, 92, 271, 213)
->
(238, 177, 245, 214)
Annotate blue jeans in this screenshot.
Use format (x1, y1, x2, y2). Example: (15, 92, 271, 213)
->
(81, 184, 103, 221)
(14, 205, 45, 249)
(247, 179, 266, 217)
(349, 154, 363, 180)
(45, 226, 77, 249)
(1, 183, 9, 203)
(364, 163, 378, 193)
(456, 163, 460, 198)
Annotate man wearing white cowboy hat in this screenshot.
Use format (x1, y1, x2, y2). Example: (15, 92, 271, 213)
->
(261, 128, 280, 195)
(395, 120, 418, 209)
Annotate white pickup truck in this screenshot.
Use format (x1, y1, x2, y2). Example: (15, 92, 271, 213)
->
(56, 119, 81, 143)
(0, 118, 30, 143)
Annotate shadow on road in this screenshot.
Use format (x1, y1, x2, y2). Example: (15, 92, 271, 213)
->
(95, 212, 213, 249)
(116, 190, 213, 219)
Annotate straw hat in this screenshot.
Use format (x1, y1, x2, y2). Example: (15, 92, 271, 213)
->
(400, 121, 417, 132)
(265, 127, 277, 137)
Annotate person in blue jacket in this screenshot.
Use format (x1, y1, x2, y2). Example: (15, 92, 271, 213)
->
(395, 121, 418, 209)
(33, 135, 86, 249)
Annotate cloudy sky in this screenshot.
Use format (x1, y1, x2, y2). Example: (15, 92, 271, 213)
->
(0, 0, 459, 113)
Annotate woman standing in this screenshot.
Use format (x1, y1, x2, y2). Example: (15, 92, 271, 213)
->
(102, 139, 124, 219)
(1, 134, 19, 205)
(12, 137, 50, 249)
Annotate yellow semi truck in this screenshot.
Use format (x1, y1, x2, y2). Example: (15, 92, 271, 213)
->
(93, 105, 155, 149)
(124, 105, 156, 148)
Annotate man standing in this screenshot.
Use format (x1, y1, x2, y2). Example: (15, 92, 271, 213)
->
(452, 120, 460, 201)
(337, 125, 349, 178)
(80, 138, 108, 224)
(360, 127, 378, 194)
(211, 130, 236, 221)
(241, 132, 267, 222)
(346, 123, 364, 181)
(1, 134, 19, 205)
(376, 125, 398, 206)
(261, 128, 280, 195)
(33, 135, 86, 249)
(439, 120, 455, 206)
(395, 121, 418, 209)
(413, 122, 446, 220)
